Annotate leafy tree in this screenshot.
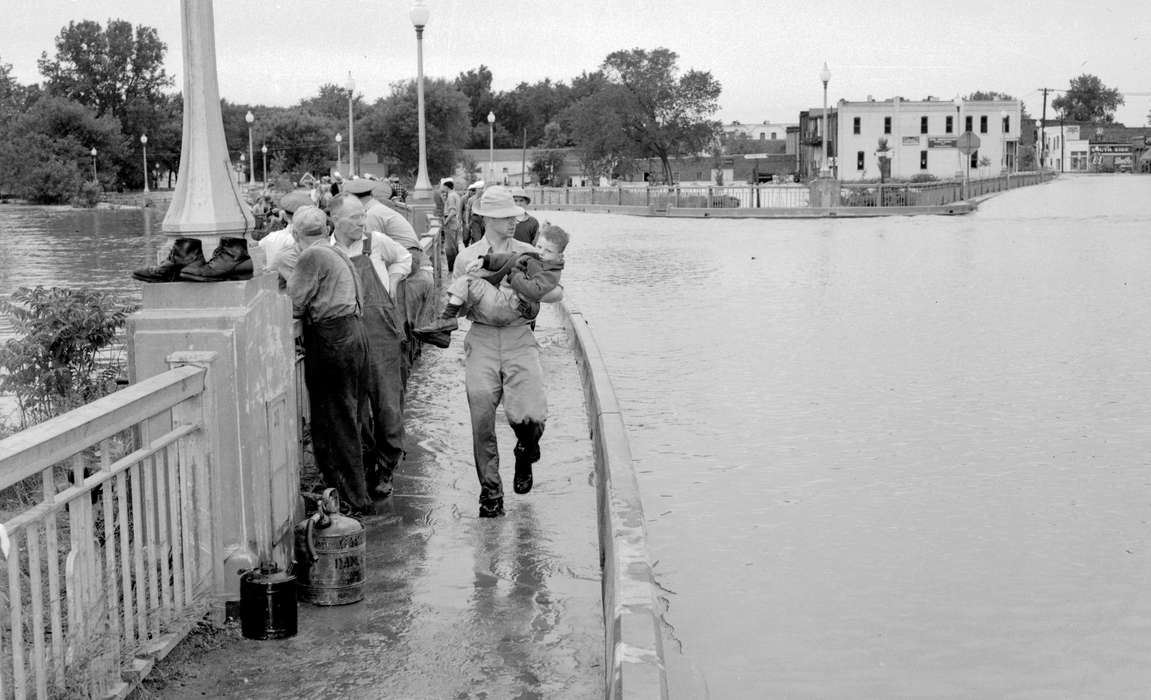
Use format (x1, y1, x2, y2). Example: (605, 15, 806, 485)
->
(360, 78, 471, 179)
(566, 48, 722, 183)
(530, 124, 569, 184)
(562, 88, 636, 180)
(37, 19, 171, 118)
(0, 286, 137, 428)
(299, 83, 364, 123)
(261, 110, 339, 178)
(454, 65, 496, 131)
(1052, 74, 1124, 123)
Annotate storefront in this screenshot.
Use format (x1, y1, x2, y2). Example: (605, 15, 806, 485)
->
(1090, 144, 1134, 172)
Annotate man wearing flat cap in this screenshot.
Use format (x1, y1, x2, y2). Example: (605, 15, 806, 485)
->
(260, 189, 315, 285)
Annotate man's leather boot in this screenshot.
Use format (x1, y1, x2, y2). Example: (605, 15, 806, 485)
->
(179, 237, 253, 282)
(411, 318, 458, 349)
(131, 237, 205, 282)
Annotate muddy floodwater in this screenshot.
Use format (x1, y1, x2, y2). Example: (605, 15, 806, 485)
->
(547, 175, 1151, 698)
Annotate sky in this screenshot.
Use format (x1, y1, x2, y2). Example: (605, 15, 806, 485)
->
(3, 0, 1150, 128)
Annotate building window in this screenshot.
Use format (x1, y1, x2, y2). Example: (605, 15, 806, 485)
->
(759, 133, 765, 140)
(946, 116, 954, 134)
(884, 116, 892, 134)
(1002, 115, 1010, 133)
(1071, 150, 1088, 170)
(979, 115, 988, 134)
(770, 132, 778, 139)
(857, 151, 865, 170)
(920, 116, 928, 134)
(965, 115, 973, 132)
(853, 117, 861, 135)
(969, 150, 979, 169)
(920, 150, 928, 170)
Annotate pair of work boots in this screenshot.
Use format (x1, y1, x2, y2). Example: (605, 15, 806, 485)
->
(131, 236, 253, 283)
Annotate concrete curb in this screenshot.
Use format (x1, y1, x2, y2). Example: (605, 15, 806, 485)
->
(558, 300, 668, 700)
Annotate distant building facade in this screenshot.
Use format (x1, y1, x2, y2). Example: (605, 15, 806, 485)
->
(833, 97, 1022, 182)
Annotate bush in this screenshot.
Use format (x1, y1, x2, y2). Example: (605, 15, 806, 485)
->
(21, 160, 83, 204)
(908, 173, 938, 183)
(0, 286, 138, 428)
(70, 180, 102, 208)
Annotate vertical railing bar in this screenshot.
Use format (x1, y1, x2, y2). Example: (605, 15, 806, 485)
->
(193, 427, 213, 594)
(155, 449, 173, 625)
(67, 454, 89, 673)
(177, 434, 197, 606)
(42, 470, 63, 690)
(116, 469, 134, 653)
(26, 525, 48, 697)
(142, 454, 161, 639)
(7, 531, 27, 699)
(130, 462, 148, 643)
(165, 442, 185, 615)
(98, 437, 122, 681)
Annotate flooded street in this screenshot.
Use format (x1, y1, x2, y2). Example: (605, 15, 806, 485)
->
(547, 175, 1151, 698)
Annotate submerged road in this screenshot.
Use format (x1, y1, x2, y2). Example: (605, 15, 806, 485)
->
(143, 305, 605, 699)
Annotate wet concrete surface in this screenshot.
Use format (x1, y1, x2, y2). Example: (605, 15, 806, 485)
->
(143, 306, 605, 699)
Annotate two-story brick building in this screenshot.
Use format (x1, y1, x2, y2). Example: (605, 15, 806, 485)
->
(833, 97, 1022, 182)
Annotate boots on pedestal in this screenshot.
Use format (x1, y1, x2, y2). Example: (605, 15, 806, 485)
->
(179, 237, 253, 282)
(131, 237, 206, 282)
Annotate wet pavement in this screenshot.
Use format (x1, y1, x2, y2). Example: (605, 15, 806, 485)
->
(143, 305, 605, 699)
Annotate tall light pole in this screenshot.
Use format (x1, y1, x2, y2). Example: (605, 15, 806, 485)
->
(90, 147, 98, 183)
(140, 134, 150, 193)
(487, 111, 496, 183)
(261, 143, 268, 184)
(245, 110, 255, 185)
(410, 0, 433, 200)
(346, 73, 356, 177)
(819, 62, 830, 177)
(335, 132, 342, 176)
(239, 153, 246, 185)
(1000, 109, 1008, 174)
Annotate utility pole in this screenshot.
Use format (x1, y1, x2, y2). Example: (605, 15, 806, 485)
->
(1039, 87, 1051, 170)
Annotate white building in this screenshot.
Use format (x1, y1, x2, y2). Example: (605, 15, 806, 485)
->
(834, 98, 1022, 181)
(722, 120, 793, 143)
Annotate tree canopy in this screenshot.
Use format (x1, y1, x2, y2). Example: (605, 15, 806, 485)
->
(1052, 74, 1124, 123)
(360, 78, 471, 178)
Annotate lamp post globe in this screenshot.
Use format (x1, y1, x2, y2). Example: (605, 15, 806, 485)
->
(335, 132, 342, 176)
(345, 73, 356, 177)
(819, 62, 830, 177)
(487, 111, 496, 183)
(261, 143, 268, 184)
(90, 147, 98, 183)
(245, 110, 255, 185)
(140, 134, 150, 193)
(410, 0, 433, 200)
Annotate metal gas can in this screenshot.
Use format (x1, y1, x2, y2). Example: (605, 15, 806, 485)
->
(294, 489, 365, 606)
(240, 563, 297, 640)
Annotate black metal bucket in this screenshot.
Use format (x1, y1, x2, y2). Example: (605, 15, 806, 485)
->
(240, 564, 298, 640)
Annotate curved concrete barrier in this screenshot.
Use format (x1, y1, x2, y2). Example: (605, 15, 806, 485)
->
(558, 300, 668, 700)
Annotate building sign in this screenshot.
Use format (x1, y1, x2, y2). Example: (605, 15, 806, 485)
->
(928, 136, 957, 148)
(1091, 144, 1133, 154)
(901, 136, 920, 146)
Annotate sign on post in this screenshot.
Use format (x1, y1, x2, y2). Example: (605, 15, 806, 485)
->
(957, 131, 981, 155)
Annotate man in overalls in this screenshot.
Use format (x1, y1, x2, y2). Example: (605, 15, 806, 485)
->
(329, 193, 412, 500)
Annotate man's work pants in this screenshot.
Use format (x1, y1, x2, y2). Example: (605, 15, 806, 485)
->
(463, 323, 547, 504)
(303, 315, 371, 511)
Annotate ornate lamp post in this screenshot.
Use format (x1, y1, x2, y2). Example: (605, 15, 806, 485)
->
(90, 147, 98, 183)
(261, 143, 268, 184)
(245, 110, 255, 185)
(410, 0, 432, 200)
(487, 111, 496, 183)
(819, 62, 831, 177)
(346, 73, 356, 177)
(140, 134, 150, 193)
(335, 132, 342, 175)
(239, 153, 246, 185)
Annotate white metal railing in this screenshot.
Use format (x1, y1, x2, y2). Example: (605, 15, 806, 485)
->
(0, 364, 213, 699)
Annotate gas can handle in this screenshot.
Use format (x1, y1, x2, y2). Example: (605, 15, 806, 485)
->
(303, 514, 319, 563)
(320, 488, 340, 517)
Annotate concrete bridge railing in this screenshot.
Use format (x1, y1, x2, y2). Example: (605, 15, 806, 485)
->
(0, 357, 221, 700)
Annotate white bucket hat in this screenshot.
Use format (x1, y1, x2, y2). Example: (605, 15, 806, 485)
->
(471, 186, 524, 218)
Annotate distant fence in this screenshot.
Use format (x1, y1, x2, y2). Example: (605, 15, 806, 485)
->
(0, 362, 216, 699)
(522, 171, 1055, 214)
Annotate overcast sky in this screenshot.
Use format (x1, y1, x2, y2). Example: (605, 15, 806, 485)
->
(4, 0, 1150, 127)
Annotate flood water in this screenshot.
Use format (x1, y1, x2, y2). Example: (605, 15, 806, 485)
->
(544, 175, 1151, 699)
(4, 177, 1151, 697)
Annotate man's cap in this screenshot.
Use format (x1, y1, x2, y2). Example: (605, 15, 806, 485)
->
(510, 187, 531, 204)
(293, 206, 328, 237)
(439, 177, 453, 186)
(471, 185, 525, 218)
(467, 180, 484, 190)
(371, 181, 394, 200)
(342, 178, 377, 195)
(389, 175, 400, 182)
(278, 190, 313, 214)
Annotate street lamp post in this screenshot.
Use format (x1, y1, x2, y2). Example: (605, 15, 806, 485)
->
(346, 73, 356, 177)
(261, 143, 268, 184)
(487, 111, 496, 183)
(140, 134, 150, 193)
(1000, 109, 1008, 175)
(335, 132, 342, 176)
(90, 147, 98, 183)
(239, 154, 246, 185)
(245, 110, 255, 185)
(819, 62, 830, 177)
(410, 0, 432, 200)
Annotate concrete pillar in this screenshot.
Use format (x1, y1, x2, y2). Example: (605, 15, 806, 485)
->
(809, 176, 841, 209)
(128, 0, 297, 602)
